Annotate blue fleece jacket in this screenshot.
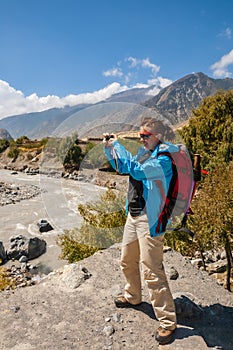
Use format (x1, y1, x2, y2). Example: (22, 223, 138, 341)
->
(104, 140, 179, 236)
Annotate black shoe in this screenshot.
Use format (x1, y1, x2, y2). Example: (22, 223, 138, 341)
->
(114, 296, 141, 308)
(155, 326, 176, 345)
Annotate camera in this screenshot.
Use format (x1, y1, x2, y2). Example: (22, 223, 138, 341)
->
(104, 134, 114, 141)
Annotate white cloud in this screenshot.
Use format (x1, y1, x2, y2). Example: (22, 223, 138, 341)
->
(141, 58, 160, 75)
(146, 77, 172, 96)
(210, 49, 233, 77)
(127, 56, 160, 75)
(0, 80, 127, 120)
(103, 56, 172, 97)
(102, 67, 123, 78)
(127, 56, 140, 68)
(147, 77, 172, 88)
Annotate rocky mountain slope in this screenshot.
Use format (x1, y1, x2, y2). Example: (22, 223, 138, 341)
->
(0, 72, 233, 140)
(144, 72, 233, 124)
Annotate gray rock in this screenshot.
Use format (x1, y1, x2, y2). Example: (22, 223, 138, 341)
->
(112, 313, 121, 323)
(28, 237, 47, 259)
(37, 219, 53, 233)
(169, 266, 179, 280)
(19, 255, 28, 263)
(191, 258, 203, 268)
(6, 235, 47, 261)
(206, 260, 227, 275)
(60, 264, 92, 289)
(0, 241, 7, 262)
(103, 325, 115, 337)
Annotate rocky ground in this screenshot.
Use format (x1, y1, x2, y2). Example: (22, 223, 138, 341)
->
(0, 151, 233, 349)
(0, 180, 41, 206)
(0, 245, 233, 350)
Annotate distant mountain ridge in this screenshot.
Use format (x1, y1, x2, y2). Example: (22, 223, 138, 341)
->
(0, 72, 233, 139)
(144, 72, 233, 124)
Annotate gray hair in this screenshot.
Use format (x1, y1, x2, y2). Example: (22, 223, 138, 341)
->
(140, 117, 175, 141)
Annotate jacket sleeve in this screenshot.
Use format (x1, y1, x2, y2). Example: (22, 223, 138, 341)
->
(104, 141, 172, 180)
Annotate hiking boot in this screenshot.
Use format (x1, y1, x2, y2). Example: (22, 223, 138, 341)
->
(155, 326, 176, 345)
(114, 295, 141, 308)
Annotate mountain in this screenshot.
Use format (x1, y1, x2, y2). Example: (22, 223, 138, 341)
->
(144, 72, 233, 124)
(0, 86, 155, 140)
(0, 72, 233, 139)
(0, 104, 91, 140)
(105, 85, 155, 103)
(0, 128, 13, 141)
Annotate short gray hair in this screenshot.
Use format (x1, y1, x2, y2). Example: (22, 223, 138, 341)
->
(140, 117, 175, 141)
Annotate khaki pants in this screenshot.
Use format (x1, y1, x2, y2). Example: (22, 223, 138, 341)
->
(121, 213, 177, 330)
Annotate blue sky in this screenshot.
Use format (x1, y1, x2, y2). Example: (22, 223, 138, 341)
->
(0, 0, 233, 119)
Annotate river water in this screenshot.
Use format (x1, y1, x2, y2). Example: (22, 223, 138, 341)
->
(0, 169, 106, 271)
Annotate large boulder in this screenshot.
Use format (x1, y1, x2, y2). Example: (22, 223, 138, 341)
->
(0, 241, 7, 262)
(7, 235, 47, 261)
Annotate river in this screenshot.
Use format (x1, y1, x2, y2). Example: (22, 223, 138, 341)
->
(0, 169, 106, 271)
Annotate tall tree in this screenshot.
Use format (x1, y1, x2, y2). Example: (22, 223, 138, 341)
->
(180, 90, 233, 170)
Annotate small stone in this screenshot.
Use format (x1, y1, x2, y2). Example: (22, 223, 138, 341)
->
(112, 313, 121, 323)
(170, 266, 179, 280)
(103, 325, 115, 337)
(9, 306, 20, 313)
(19, 255, 28, 263)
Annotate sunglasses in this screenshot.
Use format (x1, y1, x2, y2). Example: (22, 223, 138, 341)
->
(139, 133, 152, 139)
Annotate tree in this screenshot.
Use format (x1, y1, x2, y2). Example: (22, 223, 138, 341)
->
(56, 133, 83, 169)
(189, 162, 233, 291)
(15, 136, 30, 145)
(179, 90, 233, 170)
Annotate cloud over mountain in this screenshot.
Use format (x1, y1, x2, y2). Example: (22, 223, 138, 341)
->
(0, 80, 127, 120)
(210, 49, 233, 78)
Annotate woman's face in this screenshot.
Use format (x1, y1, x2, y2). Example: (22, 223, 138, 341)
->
(139, 127, 160, 150)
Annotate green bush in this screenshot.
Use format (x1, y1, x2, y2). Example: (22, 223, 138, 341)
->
(77, 188, 126, 248)
(57, 232, 99, 263)
(57, 188, 126, 262)
(0, 139, 9, 153)
(7, 144, 19, 159)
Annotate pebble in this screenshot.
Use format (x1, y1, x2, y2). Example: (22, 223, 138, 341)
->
(103, 325, 115, 337)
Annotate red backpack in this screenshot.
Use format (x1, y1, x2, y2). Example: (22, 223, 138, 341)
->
(155, 144, 194, 234)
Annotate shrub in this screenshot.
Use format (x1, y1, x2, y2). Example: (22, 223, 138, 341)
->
(57, 188, 126, 262)
(0, 268, 12, 291)
(7, 144, 19, 160)
(0, 139, 9, 153)
(57, 232, 99, 263)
